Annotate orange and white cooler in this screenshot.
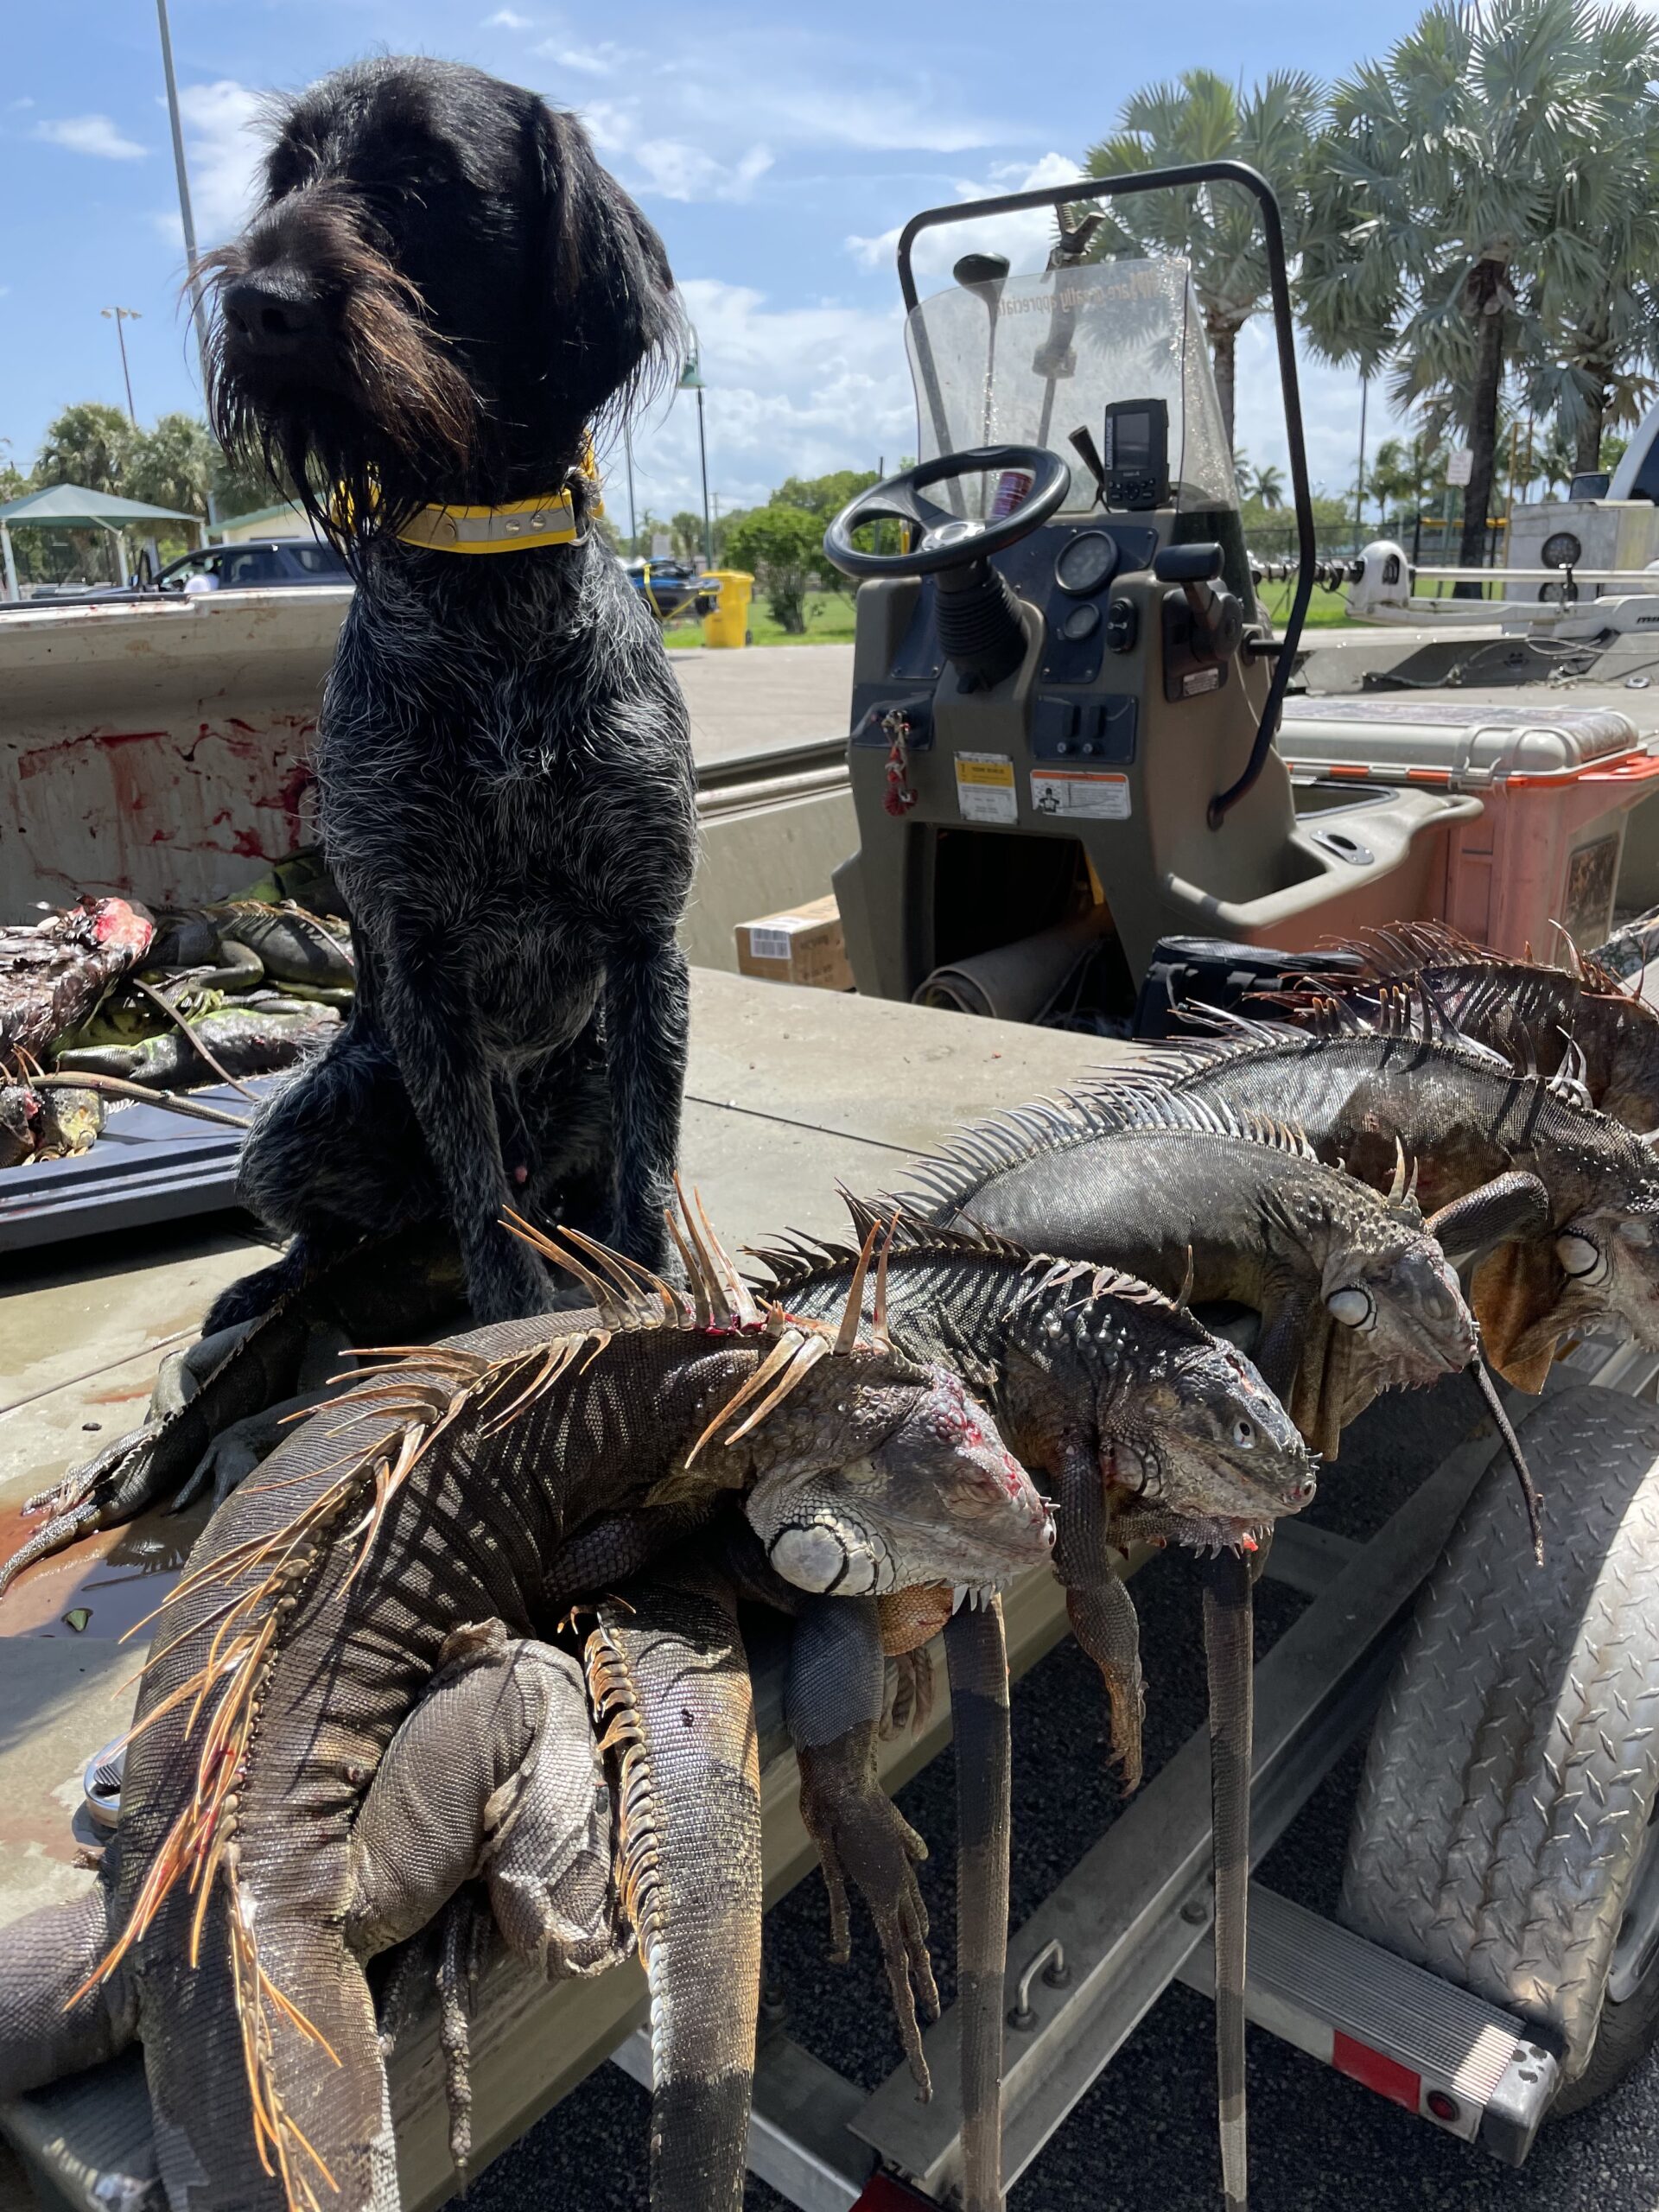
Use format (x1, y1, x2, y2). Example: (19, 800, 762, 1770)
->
(1278, 699, 1659, 959)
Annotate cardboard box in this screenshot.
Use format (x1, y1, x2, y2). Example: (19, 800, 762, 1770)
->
(734, 893, 854, 991)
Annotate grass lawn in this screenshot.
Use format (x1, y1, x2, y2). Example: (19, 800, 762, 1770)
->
(1253, 579, 1365, 629)
(665, 578, 1377, 647)
(663, 589, 858, 649)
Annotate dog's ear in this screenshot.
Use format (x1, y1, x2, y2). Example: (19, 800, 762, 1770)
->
(533, 103, 683, 430)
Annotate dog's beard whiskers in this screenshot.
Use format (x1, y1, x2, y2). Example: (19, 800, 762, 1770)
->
(197, 202, 482, 553)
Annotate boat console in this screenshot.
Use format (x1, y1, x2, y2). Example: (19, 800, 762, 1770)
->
(824, 168, 1479, 1016)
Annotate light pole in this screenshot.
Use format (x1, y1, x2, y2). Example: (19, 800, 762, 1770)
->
(678, 334, 711, 566)
(101, 307, 142, 423)
(156, 0, 219, 527)
(1353, 375, 1369, 549)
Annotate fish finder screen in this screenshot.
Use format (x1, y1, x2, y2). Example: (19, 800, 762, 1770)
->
(1102, 398, 1169, 510)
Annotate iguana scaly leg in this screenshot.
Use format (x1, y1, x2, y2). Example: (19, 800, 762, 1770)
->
(346, 1621, 621, 1979)
(945, 1593, 1011, 2212)
(0, 1876, 132, 2096)
(1057, 1446, 1144, 1790)
(587, 1577, 762, 2212)
(1204, 1549, 1254, 2212)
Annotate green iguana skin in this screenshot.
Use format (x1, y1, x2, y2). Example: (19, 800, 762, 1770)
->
(751, 1219, 1312, 2212)
(1084, 1007, 1659, 1391)
(753, 1216, 1314, 1787)
(0, 1239, 1053, 2212)
(1275, 923, 1659, 1135)
(893, 1087, 1478, 1459)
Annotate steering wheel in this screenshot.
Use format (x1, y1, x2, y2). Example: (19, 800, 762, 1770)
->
(823, 445, 1071, 580)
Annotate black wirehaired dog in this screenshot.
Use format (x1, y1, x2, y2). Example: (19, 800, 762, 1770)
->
(198, 57, 696, 1328)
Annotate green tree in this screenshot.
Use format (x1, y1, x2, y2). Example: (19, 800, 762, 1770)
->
(35, 402, 134, 493)
(723, 504, 823, 632)
(125, 412, 215, 518)
(669, 509, 705, 562)
(1251, 461, 1286, 510)
(1300, 0, 1659, 580)
(0, 438, 28, 504)
(770, 469, 880, 520)
(1081, 67, 1322, 448)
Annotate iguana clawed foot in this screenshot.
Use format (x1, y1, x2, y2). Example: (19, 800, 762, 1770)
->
(798, 1721, 940, 2096)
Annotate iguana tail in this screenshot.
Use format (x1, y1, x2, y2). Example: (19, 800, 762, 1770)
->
(1203, 1550, 1254, 2212)
(587, 1579, 762, 2212)
(0, 1881, 130, 2096)
(944, 1593, 1011, 2212)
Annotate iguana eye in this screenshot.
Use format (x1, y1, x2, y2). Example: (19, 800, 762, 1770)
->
(1232, 1418, 1255, 1450)
(1557, 1232, 1606, 1281)
(1325, 1287, 1374, 1329)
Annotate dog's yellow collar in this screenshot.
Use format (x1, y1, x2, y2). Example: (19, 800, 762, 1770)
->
(394, 491, 587, 555)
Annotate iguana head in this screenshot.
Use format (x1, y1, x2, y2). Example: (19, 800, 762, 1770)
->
(1001, 1265, 1315, 1548)
(739, 1354, 1056, 1597)
(1100, 1332, 1315, 1548)
(1553, 1197, 1659, 1345)
(1264, 1162, 1477, 1394)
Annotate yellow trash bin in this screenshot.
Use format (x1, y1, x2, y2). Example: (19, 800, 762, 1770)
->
(702, 569, 753, 649)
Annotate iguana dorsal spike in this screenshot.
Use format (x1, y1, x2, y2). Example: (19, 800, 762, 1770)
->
(671, 1173, 722, 1315)
(690, 1185, 762, 1328)
(501, 1209, 626, 1326)
(873, 1211, 899, 1351)
(685, 1328, 804, 1464)
(723, 1329, 833, 1442)
(1176, 1243, 1195, 1313)
(1388, 1138, 1408, 1206)
(664, 1207, 712, 1327)
(835, 1217, 882, 1354)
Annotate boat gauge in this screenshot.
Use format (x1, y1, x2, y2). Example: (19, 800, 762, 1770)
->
(1055, 531, 1119, 596)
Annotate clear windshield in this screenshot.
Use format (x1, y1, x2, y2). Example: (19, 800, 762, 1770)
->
(904, 256, 1236, 519)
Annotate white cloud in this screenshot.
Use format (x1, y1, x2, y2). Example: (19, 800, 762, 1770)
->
(8, 98, 35, 112)
(485, 7, 533, 22)
(35, 114, 147, 162)
(149, 80, 265, 251)
(579, 98, 772, 202)
(537, 39, 634, 75)
(609, 276, 912, 518)
(846, 153, 1085, 283)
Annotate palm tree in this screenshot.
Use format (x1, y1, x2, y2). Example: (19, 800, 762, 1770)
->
(1299, 0, 1659, 582)
(1251, 461, 1287, 510)
(1081, 68, 1322, 450)
(35, 403, 133, 495)
(1521, 23, 1659, 477)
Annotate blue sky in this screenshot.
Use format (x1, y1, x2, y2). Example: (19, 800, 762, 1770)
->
(1, 1, 1440, 520)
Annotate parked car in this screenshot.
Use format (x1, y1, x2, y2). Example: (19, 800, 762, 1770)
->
(1, 538, 350, 613)
(620, 556, 717, 622)
(154, 539, 350, 591)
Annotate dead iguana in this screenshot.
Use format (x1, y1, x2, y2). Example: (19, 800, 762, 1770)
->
(0, 1205, 1054, 2212)
(742, 1209, 1314, 2212)
(891, 1084, 1478, 1460)
(1065, 997, 1659, 1395)
(1264, 922, 1659, 1133)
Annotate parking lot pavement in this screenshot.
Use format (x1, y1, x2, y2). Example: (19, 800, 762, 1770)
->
(671, 642, 852, 761)
(454, 1380, 1659, 2212)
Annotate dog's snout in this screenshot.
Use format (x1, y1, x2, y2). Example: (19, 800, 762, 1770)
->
(222, 275, 320, 353)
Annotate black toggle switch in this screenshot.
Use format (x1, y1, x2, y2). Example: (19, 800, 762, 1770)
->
(1104, 597, 1138, 653)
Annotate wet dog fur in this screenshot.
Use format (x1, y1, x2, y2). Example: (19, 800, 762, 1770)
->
(198, 58, 695, 1327)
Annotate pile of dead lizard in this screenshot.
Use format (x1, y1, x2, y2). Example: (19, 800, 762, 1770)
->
(0, 890, 353, 1168)
(9, 918, 1659, 2212)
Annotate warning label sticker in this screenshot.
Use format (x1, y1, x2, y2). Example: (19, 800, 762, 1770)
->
(1030, 768, 1131, 821)
(955, 752, 1019, 824)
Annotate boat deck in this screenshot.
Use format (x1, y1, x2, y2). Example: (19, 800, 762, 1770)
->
(0, 969, 1128, 2210)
